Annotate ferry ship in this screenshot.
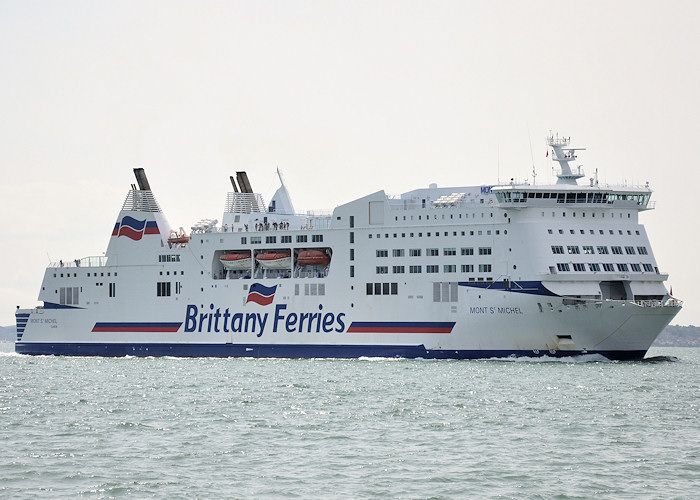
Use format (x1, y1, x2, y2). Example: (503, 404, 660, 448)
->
(15, 135, 682, 360)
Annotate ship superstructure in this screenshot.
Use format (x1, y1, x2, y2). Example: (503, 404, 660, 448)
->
(15, 135, 682, 359)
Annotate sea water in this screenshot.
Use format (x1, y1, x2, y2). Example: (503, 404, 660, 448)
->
(1, 343, 698, 499)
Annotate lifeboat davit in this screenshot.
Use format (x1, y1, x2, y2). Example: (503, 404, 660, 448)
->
(256, 252, 292, 270)
(297, 249, 330, 266)
(220, 252, 252, 270)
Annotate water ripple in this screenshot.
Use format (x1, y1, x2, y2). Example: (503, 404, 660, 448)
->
(0, 343, 698, 498)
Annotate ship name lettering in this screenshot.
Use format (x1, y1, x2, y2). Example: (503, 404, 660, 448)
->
(273, 304, 345, 334)
(184, 303, 346, 336)
(469, 306, 522, 315)
(497, 307, 523, 314)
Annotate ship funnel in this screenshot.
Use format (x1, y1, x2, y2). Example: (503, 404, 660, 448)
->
(229, 175, 239, 193)
(133, 168, 152, 191)
(236, 171, 254, 193)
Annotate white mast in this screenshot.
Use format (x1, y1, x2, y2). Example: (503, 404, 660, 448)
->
(547, 133, 586, 185)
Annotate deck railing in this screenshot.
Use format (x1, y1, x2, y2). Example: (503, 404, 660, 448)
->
(51, 256, 108, 268)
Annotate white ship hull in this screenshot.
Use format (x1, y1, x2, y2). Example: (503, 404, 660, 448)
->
(15, 139, 682, 360)
(15, 287, 680, 359)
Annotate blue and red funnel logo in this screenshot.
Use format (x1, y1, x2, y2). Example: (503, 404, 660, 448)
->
(112, 216, 159, 241)
(246, 283, 277, 306)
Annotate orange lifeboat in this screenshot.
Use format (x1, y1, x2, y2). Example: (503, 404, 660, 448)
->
(168, 228, 190, 245)
(297, 249, 330, 266)
(220, 252, 252, 270)
(256, 252, 292, 269)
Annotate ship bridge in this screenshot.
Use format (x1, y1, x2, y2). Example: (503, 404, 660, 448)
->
(493, 133, 654, 210)
(491, 184, 654, 210)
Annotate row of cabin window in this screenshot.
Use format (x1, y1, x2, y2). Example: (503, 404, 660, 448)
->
(156, 282, 183, 296)
(434, 282, 459, 302)
(58, 282, 119, 304)
(158, 255, 181, 262)
(294, 283, 325, 296)
(395, 211, 495, 222)
(241, 235, 322, 244)
(556, 263, 655, 272)
(367, 282, 399, 295)
(549, 228, 641, 236)
(539, 208, 635, 216)
(376, 247, 491, 258)
(369, 229, 506, 239)
(377, 264, 492, 274)
(54, 271, 116, 278)
(552, 245, 648, 255)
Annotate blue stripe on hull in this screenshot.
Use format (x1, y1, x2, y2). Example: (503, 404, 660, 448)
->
(458, 280, 559, 296)
(14, 342, 647, 361)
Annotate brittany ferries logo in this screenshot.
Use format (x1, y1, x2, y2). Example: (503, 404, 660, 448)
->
(183, 303, 346, 337)
(246, 283, 277, 306)
(112, 216, 160, 240)
(181, 282, 453, 337)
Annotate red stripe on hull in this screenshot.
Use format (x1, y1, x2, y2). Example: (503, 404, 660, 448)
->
(92, 326, 180, 332)
(346, 327, 453, 334)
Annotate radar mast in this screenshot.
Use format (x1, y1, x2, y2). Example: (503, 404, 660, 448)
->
(547, 133, 586, 185)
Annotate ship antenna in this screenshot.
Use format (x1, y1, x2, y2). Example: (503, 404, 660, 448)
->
(527, 123, 536, 185)
(497, 141, 500, 184)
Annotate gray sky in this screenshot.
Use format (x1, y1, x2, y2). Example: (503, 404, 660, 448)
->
(1, 0, 698, 326)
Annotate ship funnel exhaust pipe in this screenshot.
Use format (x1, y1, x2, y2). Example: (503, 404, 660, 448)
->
(133, 168, 152, 191)
(229, 175, 239, 193)
(236, 171, 253, 193)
